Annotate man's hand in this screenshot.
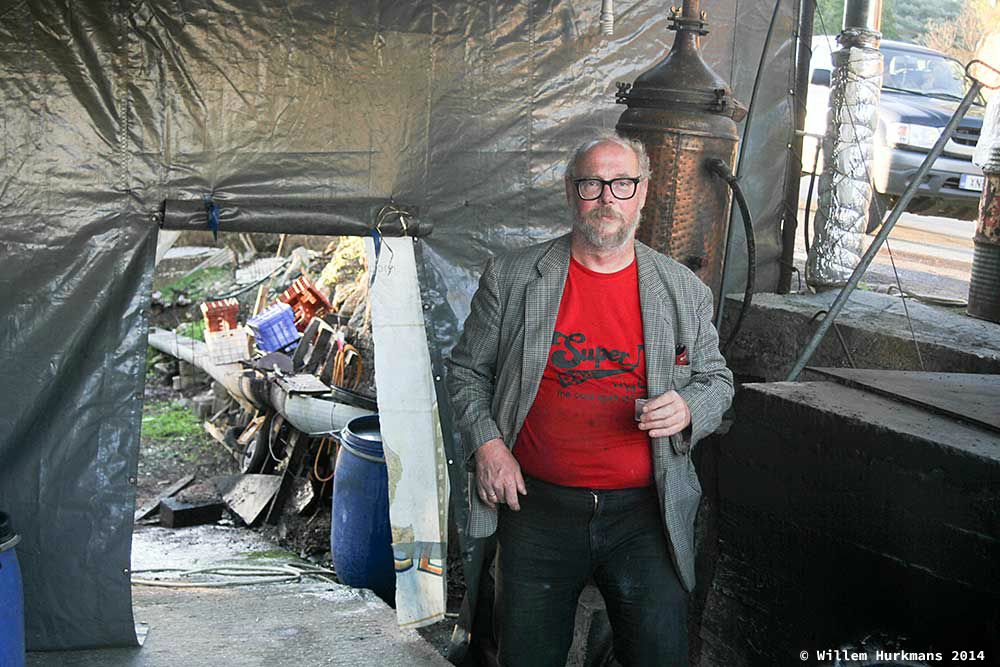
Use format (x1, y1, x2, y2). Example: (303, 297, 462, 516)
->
(474, 438, 527, 511)
(637, 390, 691, 438)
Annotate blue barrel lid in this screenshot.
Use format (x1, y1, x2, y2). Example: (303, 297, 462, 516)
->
(340, 415, 384, 460)
(0, 511, 19, 553)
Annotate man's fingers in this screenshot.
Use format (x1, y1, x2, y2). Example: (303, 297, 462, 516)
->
(503, 478, 521, 511)
(641, 416, 684, 434)
(649, 422, 685, 438)
(474, 445, 526, 511)
(640, 407, 677, 424)
(478, 485, 497, 509)
(642, 390, 681, 413)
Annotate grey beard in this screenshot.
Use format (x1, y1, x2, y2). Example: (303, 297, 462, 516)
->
(573, 207, 640, 251)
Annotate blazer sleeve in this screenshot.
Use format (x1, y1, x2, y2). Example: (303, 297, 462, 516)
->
(445, 258, 504, 467)
(675, 280, 734, 448)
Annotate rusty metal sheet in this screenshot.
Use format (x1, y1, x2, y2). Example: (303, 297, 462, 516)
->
(808, 368, 1000, 433)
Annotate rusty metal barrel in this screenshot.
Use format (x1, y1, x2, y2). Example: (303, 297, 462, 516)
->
(969, 82, 1000, 322)
(968, 174, 1000, 322)
(615, 0, 746, 303)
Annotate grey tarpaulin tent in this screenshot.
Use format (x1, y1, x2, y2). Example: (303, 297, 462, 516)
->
(0, 0, 798, 649)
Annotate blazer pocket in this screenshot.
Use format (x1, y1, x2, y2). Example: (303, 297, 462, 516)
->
(672, 364, 692, 390)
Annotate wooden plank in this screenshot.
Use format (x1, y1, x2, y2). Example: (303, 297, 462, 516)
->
(264, 430, 308, 525)
(203, 421, 240, 462)
(237, 414, 266, 446)
(134, 473, 195, 522)
(252, 233, 288, 317)
(222, 474, 282, 526)
(304, 328, 333, 375)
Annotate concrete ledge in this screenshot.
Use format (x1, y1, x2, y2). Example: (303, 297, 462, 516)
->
(720, 291, 1000, 382)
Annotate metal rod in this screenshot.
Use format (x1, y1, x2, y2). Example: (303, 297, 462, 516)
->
(778, 0, 817, 293)
(158, 198, 430, 237)
(786, 80, 984, 381)
(843, 0, 882, 32)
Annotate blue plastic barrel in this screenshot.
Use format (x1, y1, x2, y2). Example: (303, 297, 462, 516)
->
(0, 511, 25, 667)
(330, 415, 395, 605)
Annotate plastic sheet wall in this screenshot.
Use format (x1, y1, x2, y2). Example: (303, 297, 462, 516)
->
(0, 0, 798, 650)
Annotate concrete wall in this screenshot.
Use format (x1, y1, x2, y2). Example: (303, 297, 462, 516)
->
(692, 381, 1000, 665)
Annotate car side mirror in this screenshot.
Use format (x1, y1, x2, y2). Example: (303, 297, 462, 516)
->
(811, 69, 831, 87)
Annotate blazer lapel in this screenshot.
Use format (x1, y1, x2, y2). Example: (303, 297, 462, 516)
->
(635, 242, 675, 401)
(515, 235, 572, 435)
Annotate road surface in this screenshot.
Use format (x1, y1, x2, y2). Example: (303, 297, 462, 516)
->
(794, 180, 975, 303)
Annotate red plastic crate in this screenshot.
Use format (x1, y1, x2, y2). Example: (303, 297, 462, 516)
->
(201, 298, 240, 333)
(278, 276, 333, 331)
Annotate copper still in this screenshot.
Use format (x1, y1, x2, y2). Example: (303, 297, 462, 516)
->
(616, 0, 747, 302)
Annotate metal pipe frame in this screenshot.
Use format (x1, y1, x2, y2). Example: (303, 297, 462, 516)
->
(147, 328, 371, 435)
(786, 77, 986, 381)
(157, 198, 431, 238)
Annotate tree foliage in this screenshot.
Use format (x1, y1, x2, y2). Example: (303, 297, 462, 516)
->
(813, 0, 965, 43)
(919, 0, 1000, 65)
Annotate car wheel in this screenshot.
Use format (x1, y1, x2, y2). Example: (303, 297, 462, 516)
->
(866, 192, 890, 234)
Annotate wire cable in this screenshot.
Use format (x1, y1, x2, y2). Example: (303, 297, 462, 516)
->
(131, 563, 338, 588)
(331, 343, 363, 390)
(313, 436, 336, 483)
(205, 257, 293, 301)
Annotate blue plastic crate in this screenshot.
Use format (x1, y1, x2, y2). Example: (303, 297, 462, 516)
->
(248, 302, 301, 352)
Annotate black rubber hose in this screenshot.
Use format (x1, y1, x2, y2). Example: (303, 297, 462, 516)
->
(803, 153, 820, 254)
(706, 158, 756, 355)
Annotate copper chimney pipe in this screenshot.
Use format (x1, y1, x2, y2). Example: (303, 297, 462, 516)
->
(616, 0, 746, 304)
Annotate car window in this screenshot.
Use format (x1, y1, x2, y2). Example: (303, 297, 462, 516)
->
(882, 48, 978, 103)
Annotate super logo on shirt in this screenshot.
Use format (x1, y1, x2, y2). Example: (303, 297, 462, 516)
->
(550, 331, 645, 395)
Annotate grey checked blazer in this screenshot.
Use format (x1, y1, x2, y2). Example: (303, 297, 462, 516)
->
(446, 233, 733, 592)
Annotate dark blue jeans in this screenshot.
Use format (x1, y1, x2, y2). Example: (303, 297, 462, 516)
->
(495, 476, 689, 667)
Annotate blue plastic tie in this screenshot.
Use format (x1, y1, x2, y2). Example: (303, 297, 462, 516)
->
(202, 195, 221, 241)
(369, 228, 382, 287)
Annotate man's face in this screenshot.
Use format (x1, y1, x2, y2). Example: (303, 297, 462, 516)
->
(566, 142, 648, 252)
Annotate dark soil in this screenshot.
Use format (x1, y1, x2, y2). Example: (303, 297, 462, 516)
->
(137, 373, 240, 510)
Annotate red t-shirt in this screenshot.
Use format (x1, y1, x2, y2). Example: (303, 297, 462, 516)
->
(513, 256, 652, 489)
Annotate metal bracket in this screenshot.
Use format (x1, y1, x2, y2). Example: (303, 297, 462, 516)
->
(667, 7, 709, 35)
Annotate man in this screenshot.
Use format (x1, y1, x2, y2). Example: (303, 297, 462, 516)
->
(447, 133, 733, 666)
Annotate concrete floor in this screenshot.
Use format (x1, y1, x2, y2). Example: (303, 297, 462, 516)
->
(27, 525, 448, 667)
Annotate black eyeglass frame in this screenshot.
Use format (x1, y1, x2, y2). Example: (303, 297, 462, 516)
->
(571, 177, 643, 201)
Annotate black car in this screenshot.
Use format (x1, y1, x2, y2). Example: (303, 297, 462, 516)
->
(804, 38, 985, 231)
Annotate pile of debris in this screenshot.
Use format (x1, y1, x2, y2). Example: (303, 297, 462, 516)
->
(143, 237, 377, 557)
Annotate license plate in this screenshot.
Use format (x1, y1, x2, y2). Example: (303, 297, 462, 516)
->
(959, 174, 985, 191)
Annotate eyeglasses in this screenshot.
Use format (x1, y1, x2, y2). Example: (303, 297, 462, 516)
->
(572, 177, 642, 201)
